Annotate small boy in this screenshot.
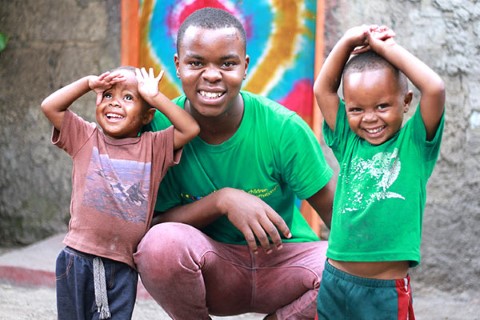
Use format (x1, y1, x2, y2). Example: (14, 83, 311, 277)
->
(41, 66, 199, 319)
(314, 25, 445, 319)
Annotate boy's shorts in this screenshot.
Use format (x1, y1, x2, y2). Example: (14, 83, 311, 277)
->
(317, 260, 415, 320)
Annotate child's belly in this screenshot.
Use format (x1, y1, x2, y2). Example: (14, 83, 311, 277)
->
(329, 259, 410, 279)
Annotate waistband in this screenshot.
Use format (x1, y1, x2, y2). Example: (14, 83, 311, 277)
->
(325, 260, 410, 288)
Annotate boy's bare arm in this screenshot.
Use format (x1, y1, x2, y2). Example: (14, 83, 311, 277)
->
(368, 33, 445, 140)
(136, 68, 200, 150)
(41, 76, 92, 130)
(315, 25, 383, 131)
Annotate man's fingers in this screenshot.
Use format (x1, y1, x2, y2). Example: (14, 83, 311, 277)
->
(250, 222, 274, 254)
(243, 229, 259, 254)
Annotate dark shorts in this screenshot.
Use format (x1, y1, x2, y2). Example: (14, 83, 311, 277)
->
(56, 247, 138, 320)
(317, 260, 415, 320)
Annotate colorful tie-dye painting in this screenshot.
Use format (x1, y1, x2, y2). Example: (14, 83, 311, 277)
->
(134, 0, 318, 125)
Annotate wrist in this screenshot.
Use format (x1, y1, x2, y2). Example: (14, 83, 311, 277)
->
(214, 188, 232, 216)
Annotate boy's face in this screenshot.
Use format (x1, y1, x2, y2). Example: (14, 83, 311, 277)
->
(174, 26, 249, 118)
(96, 69, 151, 139)
(343, 67, 412, 145)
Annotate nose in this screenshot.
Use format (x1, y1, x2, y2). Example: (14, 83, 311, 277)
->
(202, 65, 221, 82)
(109, 96, 121, 107)
(362, 110, 377, 122)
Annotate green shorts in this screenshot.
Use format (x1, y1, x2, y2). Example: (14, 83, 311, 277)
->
(317, 260, 415, 320)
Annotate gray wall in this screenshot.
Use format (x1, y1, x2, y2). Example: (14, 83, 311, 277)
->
(0, 0, 120, 243)
(0, 0, 478, 295)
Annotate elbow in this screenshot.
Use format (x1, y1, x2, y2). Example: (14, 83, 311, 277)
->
(40, 99, 49, 114)
(426, 74, 446, 101)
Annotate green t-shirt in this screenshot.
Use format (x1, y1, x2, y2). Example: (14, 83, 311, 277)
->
(147, 91, 333, 244)
(323, 100, 444, 266)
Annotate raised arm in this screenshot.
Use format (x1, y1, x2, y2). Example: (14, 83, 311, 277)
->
(136, 67, 200, 149)
(367, 31, 445, 140)
(41, 72, 126, 130)
(314, 25, 396, 131)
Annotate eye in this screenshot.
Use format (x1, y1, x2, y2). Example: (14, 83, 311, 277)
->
(124, 94, 133, 101)
(376, 104, 389, 111)
(188, 60, 203, 68)
(222, 61, 237, 68)
(103, 92, 112, 99)
(347, 106, 363, 114)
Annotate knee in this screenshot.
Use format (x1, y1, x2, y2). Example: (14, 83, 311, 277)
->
(135, 223, 187, 266)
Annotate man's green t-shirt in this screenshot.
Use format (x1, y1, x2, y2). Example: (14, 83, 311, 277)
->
(323, 100, 444, 266)
(146, 91, 333, 244)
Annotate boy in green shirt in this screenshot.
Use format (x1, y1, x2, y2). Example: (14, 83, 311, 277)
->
(314, 25, 445, 319)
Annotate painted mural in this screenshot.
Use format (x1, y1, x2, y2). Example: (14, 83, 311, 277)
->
(137, 0, 318, 125)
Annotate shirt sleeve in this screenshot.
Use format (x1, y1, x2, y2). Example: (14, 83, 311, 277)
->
(277, 112, 333, 200)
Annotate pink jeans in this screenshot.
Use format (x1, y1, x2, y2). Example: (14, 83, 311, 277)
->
(134, 222, 328, 320)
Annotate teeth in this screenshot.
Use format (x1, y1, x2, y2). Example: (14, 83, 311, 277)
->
(200, 91, 222, 98)
(106, 113, 123, 119)
(366, 127, 383, 134)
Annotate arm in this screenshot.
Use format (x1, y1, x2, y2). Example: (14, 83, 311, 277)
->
(40, 72, 126, 130)
(136, 68, 200, 149)
(367, 33, 445, 140)
(314, 25, 396, 131)
(152, 188, 291, 255)
(306, 178, 335, 230)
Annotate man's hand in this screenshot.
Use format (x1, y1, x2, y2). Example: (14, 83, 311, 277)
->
(216, 188, 292, 255)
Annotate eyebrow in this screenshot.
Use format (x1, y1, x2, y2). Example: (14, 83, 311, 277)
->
(183, 53, 241, 61)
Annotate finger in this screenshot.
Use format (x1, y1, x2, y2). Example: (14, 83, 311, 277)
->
(242, 228, 259, 254)
(148, 67, 154, 78)
(250, 222, 273, 254)
(157, 70, 164, 81)
(96, 92, 103, 106)
(266, 211, 291, 248)
(352, 45, 371, 55)
(98, 72, 110, 81)
(135, 68, 142, 80)
(141, 67, 148, 78)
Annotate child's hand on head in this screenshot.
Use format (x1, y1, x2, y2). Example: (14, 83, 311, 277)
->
(344, 25, 379, 54)
(360, 25, 396, 53)
(136, 67, 164, 100)
(348, 25, 396, 55)
(89, 71, 126, 105)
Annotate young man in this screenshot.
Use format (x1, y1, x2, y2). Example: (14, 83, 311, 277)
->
(314, 25, 445, 319)
(134, 8, 335, 320)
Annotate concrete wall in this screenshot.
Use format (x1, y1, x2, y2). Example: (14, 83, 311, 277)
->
(0, 0, 120, 244)
(0, 0, 478, 295)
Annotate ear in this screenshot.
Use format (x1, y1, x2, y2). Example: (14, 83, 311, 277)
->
(143, 107, 156, 125)
(244, 55, 250, 80)
(403, 90, 413, 113)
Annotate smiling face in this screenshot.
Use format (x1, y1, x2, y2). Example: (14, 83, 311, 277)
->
(96, 68, 152, 139)
(174, 25, 249, 119)
(343, 67, 412, 145)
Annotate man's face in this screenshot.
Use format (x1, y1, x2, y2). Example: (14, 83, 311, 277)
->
(343, 68, 411, 145)
(174, 26, 249, 118)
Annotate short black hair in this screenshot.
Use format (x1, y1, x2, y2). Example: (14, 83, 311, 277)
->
(176, 7, 247, 52)
(344, 51, 408, 93)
